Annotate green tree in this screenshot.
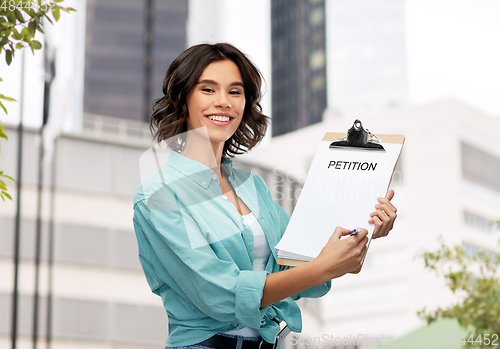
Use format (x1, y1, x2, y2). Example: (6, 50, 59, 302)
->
(419, 221, 500, 348)
(0, 0, 75, 200)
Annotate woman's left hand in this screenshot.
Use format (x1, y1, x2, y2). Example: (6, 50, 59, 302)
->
(369, 189, 397, 239)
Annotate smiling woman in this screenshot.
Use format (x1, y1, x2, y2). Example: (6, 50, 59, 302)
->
(133, 43, 397, 349)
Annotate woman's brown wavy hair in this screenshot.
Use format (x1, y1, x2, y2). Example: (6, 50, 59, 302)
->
(150, 43, 269, 158)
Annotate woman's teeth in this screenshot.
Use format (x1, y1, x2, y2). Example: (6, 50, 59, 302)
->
(207, 115, 231, 122)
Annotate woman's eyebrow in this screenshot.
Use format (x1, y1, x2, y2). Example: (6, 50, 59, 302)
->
(197, 79, 244, 88)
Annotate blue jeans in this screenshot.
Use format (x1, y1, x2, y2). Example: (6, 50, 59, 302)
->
(166, 333, 285, 349)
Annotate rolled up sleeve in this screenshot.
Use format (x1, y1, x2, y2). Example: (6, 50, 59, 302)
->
(235, 270, 268, 328)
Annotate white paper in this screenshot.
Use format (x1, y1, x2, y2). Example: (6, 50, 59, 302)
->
(276, 139, 403, 261)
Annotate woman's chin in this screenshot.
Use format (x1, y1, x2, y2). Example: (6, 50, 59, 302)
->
(206, 131, 234, 145)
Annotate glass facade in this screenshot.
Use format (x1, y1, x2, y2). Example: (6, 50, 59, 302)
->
(271, 0, 328, 136)
(84, 0, 187, 122)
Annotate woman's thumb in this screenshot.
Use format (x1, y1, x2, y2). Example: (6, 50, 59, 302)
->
(332, 226, 350, 239)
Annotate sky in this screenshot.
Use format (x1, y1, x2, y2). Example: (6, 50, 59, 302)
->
(406, 0, 500, 116)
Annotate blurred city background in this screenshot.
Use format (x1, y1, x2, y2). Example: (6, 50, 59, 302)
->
(1, 0, 500, 348)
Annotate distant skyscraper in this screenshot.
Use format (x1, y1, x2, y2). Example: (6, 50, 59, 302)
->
(271, 0, 328, 137)
(326, 0, 408, 116)
(83, 0, 187, 122)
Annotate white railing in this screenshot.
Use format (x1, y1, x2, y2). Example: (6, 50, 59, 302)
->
(82, 113, 152, 142)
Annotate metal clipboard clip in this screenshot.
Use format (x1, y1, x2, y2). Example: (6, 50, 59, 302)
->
(329, 119, 385, 152)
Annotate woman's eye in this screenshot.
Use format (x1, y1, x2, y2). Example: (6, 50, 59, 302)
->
(229, 90, 242, 95)
(202, 88, 214, 93)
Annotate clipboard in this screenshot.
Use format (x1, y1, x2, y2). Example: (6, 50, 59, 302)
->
(275, 120, 405, 272)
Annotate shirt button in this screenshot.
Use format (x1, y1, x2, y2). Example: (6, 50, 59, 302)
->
(212, 174, 217, 180)
(243, 221, 247, 226)
(259, 215, 262, 220)
(202, 181, 207, 185)
(223, 195, 228, 200)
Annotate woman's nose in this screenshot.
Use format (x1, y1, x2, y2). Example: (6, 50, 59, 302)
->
(215, 93, 231, 108)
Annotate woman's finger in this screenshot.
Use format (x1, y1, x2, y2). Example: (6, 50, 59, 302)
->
(372, 215, 391, 238)
(373, 209, 390, 223)
(374, 203, 397, 220)
(331, 226, 353, 240)
(377, 197, 397, 214)
(385, 189, 395, 201)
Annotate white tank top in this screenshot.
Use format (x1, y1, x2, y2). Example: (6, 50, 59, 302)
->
(223, 212, 271, 338)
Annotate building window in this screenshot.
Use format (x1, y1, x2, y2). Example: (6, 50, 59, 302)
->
(464, 243, 498, 260)
(461, 142, 500, 193)
(463, 210, 499, 235)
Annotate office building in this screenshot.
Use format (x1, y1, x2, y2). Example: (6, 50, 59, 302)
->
(84, 0, 187, 122)
(271, 0, 328, 136)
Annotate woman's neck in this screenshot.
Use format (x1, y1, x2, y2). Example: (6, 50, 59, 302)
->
(181, 134, 225, 177)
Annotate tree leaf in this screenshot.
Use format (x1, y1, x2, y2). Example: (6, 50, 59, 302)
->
(2, 191, 12, 201)
(20, 27, 30, 40)
(5, 50, 12, 65)
(25, 8, 36, 18)
(42, 11, 53, 25)
(0, 173, 15, 181)
(52, 6, 60, 22)
(0, 94, 17, 102)
(0, 36, 9, 48)
(6, 11, 17, 24)
(28, 20, 36, 35)
(0, 125, 8, 140)
(14, 9, 25, 23)
(29, 40, 42, 50)
(0, 22, 11, 29)
(12, 30, 23, 41)
(0, 101, 8, 115)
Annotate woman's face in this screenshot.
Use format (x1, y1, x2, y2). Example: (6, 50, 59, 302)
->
(186, 59, 246, 145)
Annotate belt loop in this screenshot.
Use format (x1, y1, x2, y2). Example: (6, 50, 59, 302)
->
(258, 340, 276, 349)
(259, 338, 278, 349)
(236, 337, 243, 349)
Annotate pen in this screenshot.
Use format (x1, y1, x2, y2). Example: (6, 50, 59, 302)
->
(350, 227, 362, 236)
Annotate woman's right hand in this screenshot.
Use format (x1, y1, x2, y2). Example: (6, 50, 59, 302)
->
(311, 226, 369, 281)
(261, 226, 369, 308)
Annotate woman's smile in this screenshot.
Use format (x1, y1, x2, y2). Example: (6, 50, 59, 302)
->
(205, 112, 234, 124)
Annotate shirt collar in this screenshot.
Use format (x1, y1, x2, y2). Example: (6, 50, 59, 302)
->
(166, 151, 234, 190)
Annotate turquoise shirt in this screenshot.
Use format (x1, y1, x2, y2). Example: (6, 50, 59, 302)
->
(133, 150, 331, 346)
